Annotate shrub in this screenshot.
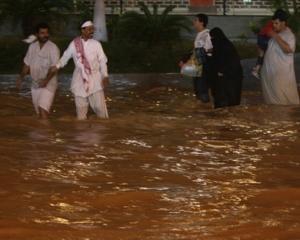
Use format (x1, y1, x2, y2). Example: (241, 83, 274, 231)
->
(113, 2, 191, 46)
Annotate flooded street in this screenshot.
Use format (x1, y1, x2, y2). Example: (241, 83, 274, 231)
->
(0, 75, 300, 240)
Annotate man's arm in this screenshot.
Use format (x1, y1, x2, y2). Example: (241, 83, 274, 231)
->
(40, 43, 73, 88)
(269, 31, 294, 54)
(97, 43, 109, 88)
(39, 46, 60, 88)
(17, 45, 32, 90)
(16, 64, 30, 90)
(56, 42, 74, 69)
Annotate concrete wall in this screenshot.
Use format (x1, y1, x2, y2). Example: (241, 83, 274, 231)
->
(0, 14, 264, 40)
(185, 15, 266, 40)
(84, 0, 290, 15)
(0, 20, 23, 37)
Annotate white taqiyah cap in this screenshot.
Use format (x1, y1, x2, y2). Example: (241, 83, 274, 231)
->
(22, 34, 37, 44)
(81, 21, 93, 28)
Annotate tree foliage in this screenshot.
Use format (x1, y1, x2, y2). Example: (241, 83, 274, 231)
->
(0, 0, 90, 36)
(114, 2, 191, 46)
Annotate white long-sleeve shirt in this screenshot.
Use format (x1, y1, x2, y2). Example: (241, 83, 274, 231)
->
(194, 29, 213, 51)
(57, 38, 108, 97)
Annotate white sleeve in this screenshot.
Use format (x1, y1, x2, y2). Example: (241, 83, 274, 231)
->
(24, 45, 32, 66)
(50, 45, 60, 67)
(204, 33, 213, 51)
(56, 42, 74, 69)
(287, 33, 296, 53)
(97, 42, 108, 78)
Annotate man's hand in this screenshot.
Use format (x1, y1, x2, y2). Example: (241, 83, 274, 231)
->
(17, 64, 30, 91)
(39, 66, 59, 88)
(102, 77, 109, 88)
(16, 76, 22, 91)
(268, 30, 292, 53)
(39, 78, 48, 88)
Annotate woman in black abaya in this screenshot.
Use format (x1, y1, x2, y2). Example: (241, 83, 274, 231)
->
(209, 27, 243, 108)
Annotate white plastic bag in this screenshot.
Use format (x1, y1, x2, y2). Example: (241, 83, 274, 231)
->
(181, 62, 202, 77)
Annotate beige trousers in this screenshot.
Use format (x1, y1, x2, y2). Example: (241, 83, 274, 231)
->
(74, 90, 109, 120)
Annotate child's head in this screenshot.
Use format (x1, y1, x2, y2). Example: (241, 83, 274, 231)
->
(193, 14, 208, 32)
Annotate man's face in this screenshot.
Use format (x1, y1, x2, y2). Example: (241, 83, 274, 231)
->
(37, 28, 49, 43)
(81, 26, 94, 39)
(272, 19, 286, 33)
(193, 18, 204, 32)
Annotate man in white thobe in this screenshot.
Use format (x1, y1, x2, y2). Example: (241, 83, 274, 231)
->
(261, 9, 299, 105)
(49, 21, 109, 120)
(17, 23, 60, 119)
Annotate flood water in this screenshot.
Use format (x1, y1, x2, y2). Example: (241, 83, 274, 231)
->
(0, 74, 300, 240)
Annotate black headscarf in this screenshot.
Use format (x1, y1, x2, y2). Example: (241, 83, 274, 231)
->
(209, 27, 241, 74)
(210, 27, 231, 53)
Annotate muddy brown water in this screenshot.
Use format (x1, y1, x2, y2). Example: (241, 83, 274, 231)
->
(0, 74, 300, 240)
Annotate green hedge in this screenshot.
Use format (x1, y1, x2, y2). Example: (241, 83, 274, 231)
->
(0, 37, 193, 73)
(1, 36, 298, 74)
(0, 37, 27, 73)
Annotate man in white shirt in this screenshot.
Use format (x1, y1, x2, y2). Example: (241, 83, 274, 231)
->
(192, 14, 214, 103)
(17, 23, 60, 119)
(48, 21, 109, 120)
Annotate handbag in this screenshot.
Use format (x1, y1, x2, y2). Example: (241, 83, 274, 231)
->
(180, 51, 203, 77)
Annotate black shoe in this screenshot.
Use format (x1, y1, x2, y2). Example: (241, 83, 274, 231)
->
(214, 101, 228, 108)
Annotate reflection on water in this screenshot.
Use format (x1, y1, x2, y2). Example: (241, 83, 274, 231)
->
(0, 75, 300, 240)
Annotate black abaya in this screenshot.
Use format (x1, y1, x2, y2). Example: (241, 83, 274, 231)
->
(210, 28, 243, 108)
